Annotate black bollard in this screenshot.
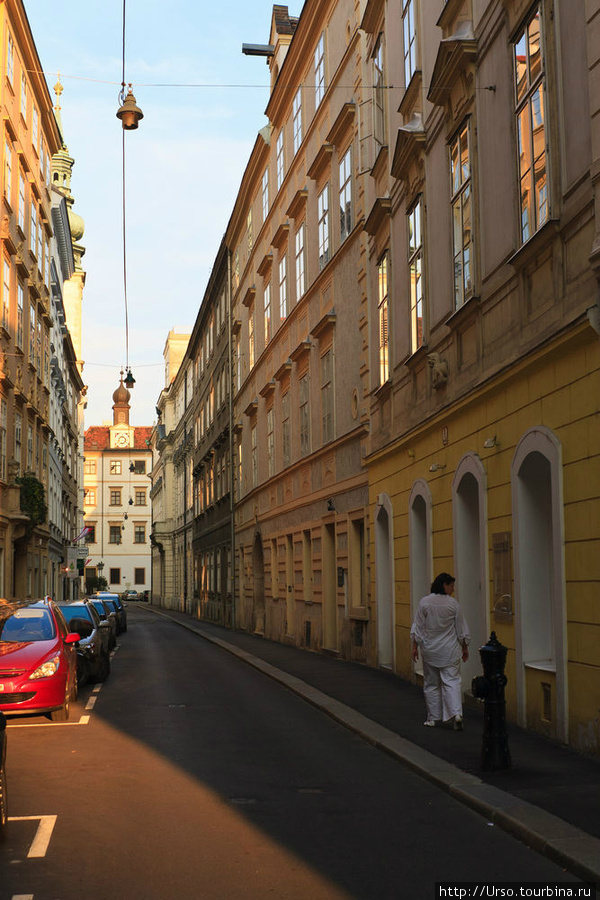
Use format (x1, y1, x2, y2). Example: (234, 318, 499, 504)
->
(471, 631, 512, 771)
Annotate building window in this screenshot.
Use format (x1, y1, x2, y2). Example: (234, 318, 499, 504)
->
(109, 567, 120, 584)
(6, 34, 14, 84)
(237, 438, 242, 491)
(339, 147, 353, 242)
(0, 399, 6, 482)
(85, 525, 96, 543)
(30, 204, 37, 259)
(293, 88, 303, 154)
(408, 197, 423, 353)
(251, 423, 258, 487)
(18, 171, 25, 233)
(26, 424, 33, 470)
(134, 568, 145, 585)
(318, 184, 330, 270)
(110, 489, 122, 506)
(3, 257, 10, 332)
(20, 73, 27, 121)
(248, 305, 255, 369)
(514, 7, 548, 243)
(378, 252, 389, 384)
(132, 460, 146, 474)
(403, 0, 417, 87)
(4, 138, 12, 208)
(282, 391, 291, 468)
(262, 166, 269, 222)
(373, 35, 386, 149)
(450, 122, 473, 309)
(264, 282, 272, 344)
(16, 282, 23, 348)
(134, 524, 146, 544)
(135, 490, 146, 506)
(279, 255, 288, 321)
(267, 407, 275, 478)
(110, 460, 122, 475)
(276, 130, 284, 191)
(247, 208, 253, 254)
(84, 459, 96, 475)
(109, 526, 122, 545)
(299, 372, 310, 457)
(315, 33, 325, 107)
(84, 488, 96, 507)
(321, 348, 333, 444)
(32, 106, 38, 152)
(14, 411, 21, 473)
(295, 223, 306, 300)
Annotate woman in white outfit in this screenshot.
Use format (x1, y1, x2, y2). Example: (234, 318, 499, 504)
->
(410, 573, 470, 730)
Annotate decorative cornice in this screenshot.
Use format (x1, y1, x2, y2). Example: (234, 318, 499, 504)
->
(326, 102, 356, 149)
(363, 197, 392, 237)
(360, 0, 385, 34)
(310, 311, 336, 340)
(390, 115, 426, 182)
(257, 253, 273, 277)
(274, 359, 292, 381)
(286, 188, 308, 220)
(271, 222, 290, 251)
(427, 24, 478, 108)
(290, 338, 312, 362)
(307, 143, 333, 182)
(242, 285, 256, 309)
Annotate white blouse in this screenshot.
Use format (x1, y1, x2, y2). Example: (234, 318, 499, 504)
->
(410, 593, 470, 667)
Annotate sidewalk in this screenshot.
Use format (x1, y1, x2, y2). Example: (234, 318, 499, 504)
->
(144, 604, 600, 887)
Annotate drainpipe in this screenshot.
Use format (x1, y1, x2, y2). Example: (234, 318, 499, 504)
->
(227, 248, 236, 630)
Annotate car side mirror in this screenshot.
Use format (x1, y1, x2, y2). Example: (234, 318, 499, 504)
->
(65, 633, 80, 644)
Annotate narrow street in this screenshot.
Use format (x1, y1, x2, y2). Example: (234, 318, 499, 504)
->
(1, 606, 587, 900)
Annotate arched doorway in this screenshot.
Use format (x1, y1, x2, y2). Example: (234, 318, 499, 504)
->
(452, 454, 489, 692)
(252, 532, 265, 635)
(512, 427, 567, 741)
(375, 493, 395, 669)
(409, 480, 432, 679)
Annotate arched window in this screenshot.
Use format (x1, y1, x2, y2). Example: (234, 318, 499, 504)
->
(452, 454, 489, 692)
(512, 427, 567, 741)
(374, 492, 395, 670)
(408, 480, 432, 678)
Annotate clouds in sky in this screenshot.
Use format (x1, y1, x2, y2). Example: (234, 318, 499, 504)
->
(24, 0, 280, 425)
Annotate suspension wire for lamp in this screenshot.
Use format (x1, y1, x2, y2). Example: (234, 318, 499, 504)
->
(121, 0, 129, 373)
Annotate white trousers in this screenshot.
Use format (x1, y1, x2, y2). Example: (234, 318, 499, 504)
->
(422, 659, 463, 722)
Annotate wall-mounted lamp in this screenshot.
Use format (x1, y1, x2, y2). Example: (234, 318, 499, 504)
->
(483, 436, 499, 449)
(429, 463, 446, 473)
(124, 368, 136, 389)
(327, 498, 336, 512)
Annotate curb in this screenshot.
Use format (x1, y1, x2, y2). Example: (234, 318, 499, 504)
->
(146, 605, 600, 887)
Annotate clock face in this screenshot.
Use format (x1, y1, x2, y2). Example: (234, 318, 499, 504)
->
(115, 432, 130, 447)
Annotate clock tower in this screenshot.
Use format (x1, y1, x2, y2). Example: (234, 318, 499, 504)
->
(110, 372, 134, 449)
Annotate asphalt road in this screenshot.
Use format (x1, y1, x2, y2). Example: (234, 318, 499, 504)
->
(0, 605, 589, 900)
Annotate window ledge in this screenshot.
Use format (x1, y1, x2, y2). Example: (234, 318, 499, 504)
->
(374, 379, 392, 400)
(403, 343, 429, 372)
(508, 218, 559, 271)
(524, 659, 556, 673)
(444, 294, 479, 329)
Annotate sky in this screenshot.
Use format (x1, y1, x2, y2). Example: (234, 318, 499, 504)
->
(24, 0, 288, 427)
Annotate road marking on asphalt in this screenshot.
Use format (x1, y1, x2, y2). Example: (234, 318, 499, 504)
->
(8, 715, 90, 728)
(8, 815, 57, 857)
(11, 894, 34, 899)
(92, 684, 102, 693)
(85, 696, 97, 710)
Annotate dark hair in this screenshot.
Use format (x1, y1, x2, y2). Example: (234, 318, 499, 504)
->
(431, 572, 455, 594)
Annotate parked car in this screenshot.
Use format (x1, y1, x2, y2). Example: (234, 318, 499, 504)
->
(102, 598, 123, 636)
(56, 601, 110, 685)
(121, 590, 139, 601)
(87, 598, 118, 650)
(0, 599, 79, 721)
(90, 592, 127, 633)
(0, 710, 7, 835)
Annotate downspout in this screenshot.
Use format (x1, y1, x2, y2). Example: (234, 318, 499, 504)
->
(227, 248, 236, 630)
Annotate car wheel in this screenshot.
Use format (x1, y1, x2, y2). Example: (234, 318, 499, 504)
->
(49, 691, 70, 723)
(97, 653, 110, 683)
(0, 756, 7, 835)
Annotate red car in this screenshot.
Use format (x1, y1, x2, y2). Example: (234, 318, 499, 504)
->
(0, 598, 80, 721)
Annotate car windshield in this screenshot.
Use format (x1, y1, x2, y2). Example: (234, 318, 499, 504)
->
(60, 606, 93, 626)
(0, 607, 55, 642)
(104, 600, 117, 612)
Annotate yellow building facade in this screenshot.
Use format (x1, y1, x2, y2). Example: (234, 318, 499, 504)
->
(364, 0, 600, 755)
